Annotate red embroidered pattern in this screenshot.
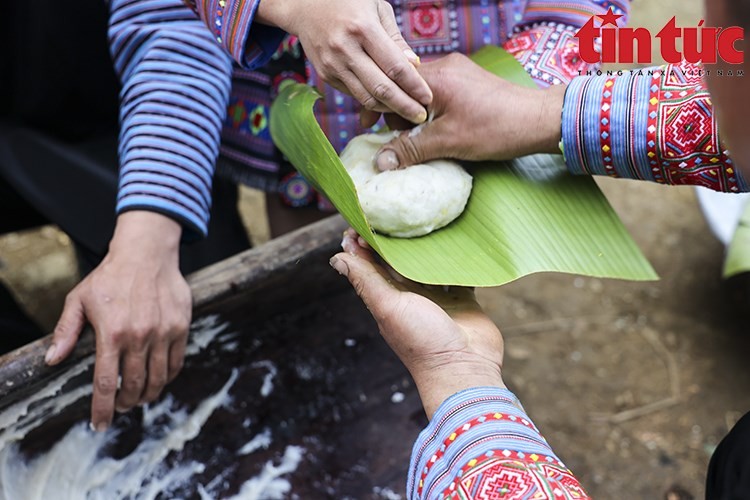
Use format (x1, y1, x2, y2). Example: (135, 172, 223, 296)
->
(656, 61, 739, 191)
(417, 411, 541, 496)
(442, 452, 589, 499)
(504, 23, 599, 87)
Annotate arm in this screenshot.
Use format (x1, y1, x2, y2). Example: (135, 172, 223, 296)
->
(330, 232, 589, 499)
(46, 0, 234, 432)
(377, 56, 749, 194)
(110, 0, 233, 237)
(408, 388, 586, 499)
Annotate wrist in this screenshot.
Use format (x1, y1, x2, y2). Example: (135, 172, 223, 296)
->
(109, 211, 182, 261)
(255, 0, 297, 32)
(535, 85, 566, 155)
(411, 356, 505, 420)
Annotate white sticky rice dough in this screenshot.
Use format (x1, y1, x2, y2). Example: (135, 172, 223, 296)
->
(340, 132, 473, 238)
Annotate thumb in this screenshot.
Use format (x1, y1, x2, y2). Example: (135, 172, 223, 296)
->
(330, 252, 399, 318)
(376, 121, 448, 170)
(47, 292, 86, 365)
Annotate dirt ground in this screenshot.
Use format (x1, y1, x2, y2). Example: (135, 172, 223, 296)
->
(2, 1, 746, 498)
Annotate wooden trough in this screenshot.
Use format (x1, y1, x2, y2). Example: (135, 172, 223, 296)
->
(0, 216, 424, 499)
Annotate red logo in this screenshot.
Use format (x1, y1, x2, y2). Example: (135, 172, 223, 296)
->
(575, 8, 744, 65)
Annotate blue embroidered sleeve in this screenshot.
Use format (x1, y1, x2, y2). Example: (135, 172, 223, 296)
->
(561, 61, 749, 192)
(408, 387, 589, 499)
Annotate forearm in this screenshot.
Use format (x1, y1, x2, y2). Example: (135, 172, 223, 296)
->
(108, 211, 182, 259)
(562, 61, 749, 193)
(411, 360, 505, 421)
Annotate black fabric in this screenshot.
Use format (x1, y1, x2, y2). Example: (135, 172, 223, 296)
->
(0, 174, 48, 234)
(0, 124, 120, 257)
(0, 0, 120, 140)
(0, 281, 44, 353)
(706, 411, 750, 499)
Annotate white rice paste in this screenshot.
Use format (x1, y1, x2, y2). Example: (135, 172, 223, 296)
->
(340, 132, 473, 238)
(0, 316, 304, 500)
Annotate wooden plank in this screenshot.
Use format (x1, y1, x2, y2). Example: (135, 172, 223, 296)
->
(0, 215, 350, 410)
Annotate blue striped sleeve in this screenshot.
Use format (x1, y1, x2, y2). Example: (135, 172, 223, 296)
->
(408, 387, 588, 499)
(109, 0, 234, 238)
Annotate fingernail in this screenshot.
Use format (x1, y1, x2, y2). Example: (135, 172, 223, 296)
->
(95, 422, 108, 433)
(414, 108, 428, 124)
(329, 256, 349, 277)
(377, 150, 400, 171)
(45, 343, 56, 365)
(404, 49, 421, 65)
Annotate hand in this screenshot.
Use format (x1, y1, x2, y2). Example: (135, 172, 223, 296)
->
(373, 53, 566, 170)
(46, 211, 192, 431)
(330, 230, 505, 419)
(257, 0, 432, 123)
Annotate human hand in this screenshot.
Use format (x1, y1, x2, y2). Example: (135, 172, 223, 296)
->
(373, 53, 566, 170)
(330, 230, 505, 419)
(46, 211, 192, 431)
(257, 0, 432, 123)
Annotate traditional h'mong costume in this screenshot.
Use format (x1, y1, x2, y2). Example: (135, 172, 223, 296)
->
(109, 0, 748, 497)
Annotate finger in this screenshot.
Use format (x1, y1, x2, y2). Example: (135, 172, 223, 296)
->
(360, 109, 382, 129)
(375, 120, 451, 170)
(371, 2, 432, 105)
(115, 343, 149, 412)
(91, 340, 120, 432)
(329, 251, 400, 318)
(347, 60, 428, 123)
(141, 339, 169, 404)
(342, 230, 414, 288)
(47, 292, 87, 365)
(167, 337, 187, 383)
(335, 69, 392, 114)
(342, 229, 376, 260)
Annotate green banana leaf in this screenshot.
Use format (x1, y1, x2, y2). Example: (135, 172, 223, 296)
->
(270, 46, 657, 286)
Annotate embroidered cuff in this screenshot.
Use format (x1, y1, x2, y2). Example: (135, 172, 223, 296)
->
(407, 387, 561, 499)
(196, 0, 286, 69)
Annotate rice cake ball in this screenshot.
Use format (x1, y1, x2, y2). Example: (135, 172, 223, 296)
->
(340, 132, 473, 238)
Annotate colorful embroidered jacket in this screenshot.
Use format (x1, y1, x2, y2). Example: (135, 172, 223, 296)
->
(107, 0, 629, 237)
(411, 387, 589, 499)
